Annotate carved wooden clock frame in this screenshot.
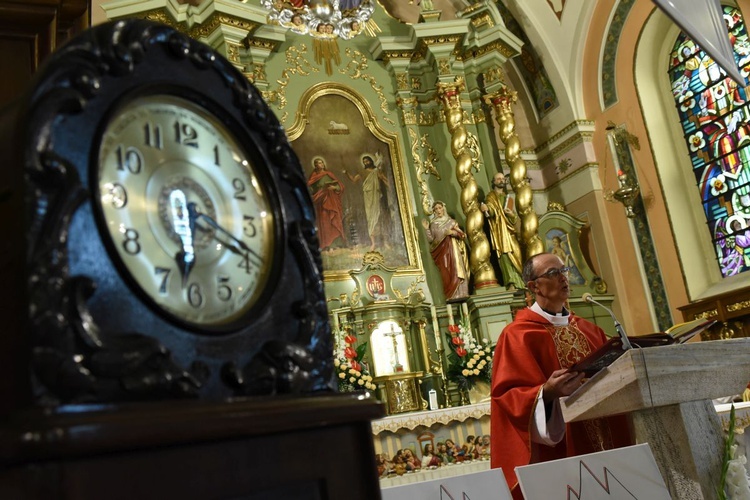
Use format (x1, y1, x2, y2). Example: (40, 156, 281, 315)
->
(1, 19, 335, 406)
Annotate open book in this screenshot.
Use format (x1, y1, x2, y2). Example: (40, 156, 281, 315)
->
(566, 318, 716, 377)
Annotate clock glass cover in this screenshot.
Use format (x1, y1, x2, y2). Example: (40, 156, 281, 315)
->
(96, 94, 274, 329)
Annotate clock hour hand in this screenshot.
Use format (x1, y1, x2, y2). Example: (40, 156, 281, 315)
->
(189, 202, 263, 268)
(171, 190, 197, 287)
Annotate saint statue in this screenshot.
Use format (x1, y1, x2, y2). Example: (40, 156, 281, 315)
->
(481, 171, 524, 290)
(422, 200, 470, 300)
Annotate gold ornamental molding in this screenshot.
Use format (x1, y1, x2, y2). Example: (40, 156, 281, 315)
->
(459, 2, 486, 17)
(469, 13, 495, 30)
(396, 96, 418, 107)
(226, 42, 240, 64)
(692, 309, 719, 320)
(727, 300, 750, 313)
(416, 34, 464, 60)
(465, 40, 515, 59)
(138, 9, 260, 42)
(252, 63, 267, 82)
(243, 38, 278, 51)
(535, 120, 596, 153)
(396, 73, 409, 91)
(381, 50, 418, 63)
(483, 66, 505, 85)
(421, 34, 464, 46)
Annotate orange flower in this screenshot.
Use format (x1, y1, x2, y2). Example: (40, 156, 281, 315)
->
(448, 324, 461, 333)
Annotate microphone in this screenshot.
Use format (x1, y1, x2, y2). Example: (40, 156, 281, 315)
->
(581, 293, 633, 350)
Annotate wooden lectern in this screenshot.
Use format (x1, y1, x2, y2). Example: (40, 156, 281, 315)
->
(561, 338, 750, 500)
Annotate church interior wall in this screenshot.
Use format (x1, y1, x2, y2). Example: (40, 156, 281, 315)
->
(83, 0, 750, 338)
(576, 0, 694, 334)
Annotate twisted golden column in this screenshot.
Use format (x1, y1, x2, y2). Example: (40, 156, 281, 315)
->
(484, 89, 543, 259)
(437, 79, 498, 289)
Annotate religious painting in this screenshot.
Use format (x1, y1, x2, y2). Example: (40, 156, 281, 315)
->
(543, 228, 585, 285)
(286, 83, 422, 279)
(538, 210, 602, 290)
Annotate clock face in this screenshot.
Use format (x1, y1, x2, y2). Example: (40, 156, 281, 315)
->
(96, 94, 275, 329)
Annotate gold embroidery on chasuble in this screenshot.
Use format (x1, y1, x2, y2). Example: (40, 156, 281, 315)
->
(547, 320, 615, 451)
(547, 321, 592, 369)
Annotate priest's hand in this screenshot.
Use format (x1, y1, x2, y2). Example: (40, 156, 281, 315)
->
(542, 369, 585, 402)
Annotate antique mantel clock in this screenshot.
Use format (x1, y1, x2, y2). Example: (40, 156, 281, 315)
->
(0, 18, 336, 405)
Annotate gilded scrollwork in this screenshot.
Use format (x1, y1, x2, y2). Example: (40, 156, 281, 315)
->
(402, 109, 417, 126)
(469, 13, 494, 29)
(418, 110, 439, 126)
(264, 44, 319, 112)
(409, 128, 441, 215)
(340, 48, 390, 115)
(466, 132, 483, 174)
(226, 42, 240, 64)
(253, 63, 267, 82)
(438, 58, 452, 75)
(483, 66, 505, 85)
(727, 299, 750, 312)
(396, 73, 409, 90)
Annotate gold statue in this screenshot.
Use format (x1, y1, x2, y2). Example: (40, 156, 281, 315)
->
(480, 171, 524, 290)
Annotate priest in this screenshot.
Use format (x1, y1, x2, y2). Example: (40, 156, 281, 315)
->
(490, 253, 633, 499)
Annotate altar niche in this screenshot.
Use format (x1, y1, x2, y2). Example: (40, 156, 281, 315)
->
(333, 299, 452, 416)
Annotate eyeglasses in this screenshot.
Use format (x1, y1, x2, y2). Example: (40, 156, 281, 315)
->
(533, 266, 571, 280)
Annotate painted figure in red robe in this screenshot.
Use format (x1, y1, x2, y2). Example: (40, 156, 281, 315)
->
(307, 156, 346, 251)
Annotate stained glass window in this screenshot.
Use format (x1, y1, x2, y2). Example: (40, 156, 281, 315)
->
(668, 6, 750, 278)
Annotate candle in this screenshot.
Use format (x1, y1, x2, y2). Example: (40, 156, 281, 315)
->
(332, 311, 340, 333)
(446, 304, 454, 326)
(428, 389, 439, 410)
(430, 305, 442, 349)
(461, 302, 473, 343)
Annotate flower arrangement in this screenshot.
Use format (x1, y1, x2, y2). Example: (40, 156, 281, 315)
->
(334, 330, 376, 393)
(718, 405, 750, 500)
(444, 318, 494, 392)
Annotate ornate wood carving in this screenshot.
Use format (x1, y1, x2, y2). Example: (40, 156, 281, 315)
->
(4, 19, 334, 407)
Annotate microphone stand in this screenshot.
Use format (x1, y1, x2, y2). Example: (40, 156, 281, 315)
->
(583, 294, 633, 350)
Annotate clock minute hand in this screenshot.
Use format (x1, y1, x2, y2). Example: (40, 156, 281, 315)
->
(189, 203, 264, 268)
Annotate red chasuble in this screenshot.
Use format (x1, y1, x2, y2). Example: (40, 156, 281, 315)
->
(490, 308, 633, 499)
